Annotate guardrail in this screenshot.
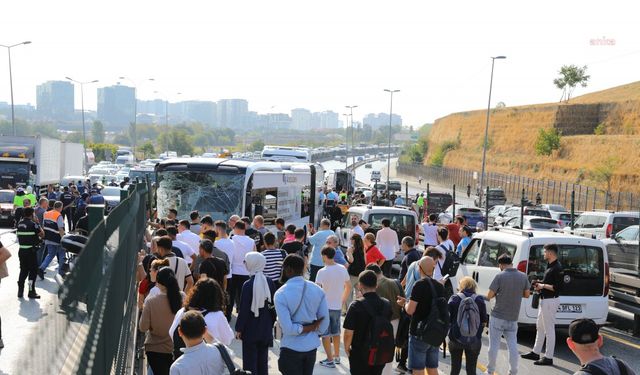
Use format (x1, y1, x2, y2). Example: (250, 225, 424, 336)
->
(17, 181, 149, 374)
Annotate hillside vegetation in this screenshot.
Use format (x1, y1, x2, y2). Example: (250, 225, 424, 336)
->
(424, 81, 640, 193)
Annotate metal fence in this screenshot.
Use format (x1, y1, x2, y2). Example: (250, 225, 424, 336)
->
(17, 182, 149, 375)
(398, 162, 640, 212)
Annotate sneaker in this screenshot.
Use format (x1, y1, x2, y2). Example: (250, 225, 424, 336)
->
(521, 351, 540, 361)
(28, 291, 41, 299)
(333, 357, 340, 365)
(396, 364, 409, 373)
(533, 357, 553, 366)
(319, 359, 336, 368)
(38, 269, 45, 280)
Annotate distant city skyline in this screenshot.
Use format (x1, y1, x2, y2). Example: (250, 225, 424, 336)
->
(1, 1, 639, 126)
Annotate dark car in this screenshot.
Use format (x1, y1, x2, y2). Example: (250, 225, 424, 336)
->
(427, 192, 453, 215)
(387, 180, 402, 191)
(602, 225, 639, 275)
(475, 188, 507, 208)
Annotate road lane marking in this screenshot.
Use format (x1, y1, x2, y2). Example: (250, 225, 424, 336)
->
(601, 332, 640, 350)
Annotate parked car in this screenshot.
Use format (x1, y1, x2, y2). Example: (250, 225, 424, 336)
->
(493, 206, 552, 227)
(427, 192, 453, 215)
(387, 180, 402, 192)
(550, 211, 573, 228)
(453, 227, 610, 326)
(540, 204, 568, 214)
(102, 186, 124, 213)
(439, 205, 485, 229)
(601, 225, 638, 275)
(503, 215, 561, 231)
(364, 163, 372, 169)
(568, 211, 639, 239)
(474, 187, 507, 208)
(487, 204, 511, 226)
(0, 189, 15, 226)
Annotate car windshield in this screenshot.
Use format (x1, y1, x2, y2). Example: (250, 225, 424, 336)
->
(102, 187, 121, 197)
(559, 213, 572, 221)
(529, 218, 560, 230)
(368, 213, 416, 243)
(0, 191, 15, 203)
(547, 205, 566, 212)
(459, 208, 483, 217)
(612, 216, 639, 235)
(526, 209, 551, 218)
(574, 214, 607, 229)
(157, 169, 245, 222)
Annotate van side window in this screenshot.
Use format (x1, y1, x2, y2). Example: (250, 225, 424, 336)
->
(478, 240, 516, 268)
(463, 239, 481, 265)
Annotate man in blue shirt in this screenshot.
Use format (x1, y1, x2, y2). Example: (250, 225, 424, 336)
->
(307, 218, 334, 282)
(394, 195, 405, 206)
(325, 235, 347, 266)
(275, 254, 329, 375)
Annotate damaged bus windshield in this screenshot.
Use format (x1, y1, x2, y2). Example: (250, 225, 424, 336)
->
(156, 168, 245, 221)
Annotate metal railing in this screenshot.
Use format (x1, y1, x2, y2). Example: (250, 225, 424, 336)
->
(17, 181, 149, 375)
(397, 162, 639, 212)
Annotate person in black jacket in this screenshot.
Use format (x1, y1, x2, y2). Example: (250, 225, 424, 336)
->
(16, 208, 44, 299)
(345, 233, 366, 308)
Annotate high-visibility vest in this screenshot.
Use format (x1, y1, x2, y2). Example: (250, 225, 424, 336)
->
(43, 210, 63, 244)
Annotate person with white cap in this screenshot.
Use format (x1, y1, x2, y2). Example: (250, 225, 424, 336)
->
(25, 186, 37, 208)
(235, 252, 277, 375)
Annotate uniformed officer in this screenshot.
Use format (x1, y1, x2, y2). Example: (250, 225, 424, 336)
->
(16, 207, 44, 299)
(60, 186, 75, 231)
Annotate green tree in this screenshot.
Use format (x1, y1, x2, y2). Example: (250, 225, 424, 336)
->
(139, 141, 155, 159)
(592, 157, 618, 192)
(157, 129, 194, 156)
(554, 65, 590, 102)
(89, 143, 118, 162)
(249, 140, 265, 152)
(92, 120, 105, 143)
(65, 131, 84, 143)
(535, 128, 561, 156)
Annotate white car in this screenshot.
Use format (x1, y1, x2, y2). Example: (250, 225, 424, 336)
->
(503, 215, 561, 231)
(453, 227, 610, 326)
(568, 211, 639, 239)
(600, 225, 638, 275)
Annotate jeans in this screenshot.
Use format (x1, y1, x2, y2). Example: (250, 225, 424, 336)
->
(532, 297, 560, 359)
(448, 338, 481, 375)
(309, 264, 322, 282)
(278, 347, 316, 375)
(242, 340, 270, 375)
(487, 316, 519, 375)
(408, 335, 439, 370)
(40, 243, 66, 276)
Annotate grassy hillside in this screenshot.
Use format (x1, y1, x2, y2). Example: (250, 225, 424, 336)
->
(424, 82, 640, 193)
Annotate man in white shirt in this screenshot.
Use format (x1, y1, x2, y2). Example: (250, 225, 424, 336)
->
(315, 246, 351, 369)
(213, 220, 236, 321)
(350, 217, 366, 239)
(167, 226, 196, 266)
(375, 218, 399, 277)
(177, 220, 201, 255)
(433, 227, 454, 281)
(421, 213, 439, 247)
(156, 236, 194, 292)
(229, 220, 256, 316)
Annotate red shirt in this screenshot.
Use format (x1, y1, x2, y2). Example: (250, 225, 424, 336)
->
(365, 245, 386, 265)
(446, 223, 461, 247)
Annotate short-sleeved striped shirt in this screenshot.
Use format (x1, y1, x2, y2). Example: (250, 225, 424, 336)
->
(262, 248, 286, 282)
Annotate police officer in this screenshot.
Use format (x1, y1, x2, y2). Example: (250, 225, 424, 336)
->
(60, 186, 75, 231)
(16, 207, 44, 299)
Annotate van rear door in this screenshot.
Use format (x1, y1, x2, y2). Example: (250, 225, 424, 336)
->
(524, 244, 606, 320)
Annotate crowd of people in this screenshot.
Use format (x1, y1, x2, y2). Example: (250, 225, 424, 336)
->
(129, 206, 636, 375)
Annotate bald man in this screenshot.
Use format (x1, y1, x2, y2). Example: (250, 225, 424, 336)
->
(397, 256, 445, 375)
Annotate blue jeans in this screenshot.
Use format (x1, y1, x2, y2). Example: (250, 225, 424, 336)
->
(408, 335, 439, 370)
(40, 243, 66, 276)
(487, 316, 519, 375)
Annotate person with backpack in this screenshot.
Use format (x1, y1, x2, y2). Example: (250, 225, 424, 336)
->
(169, 310, 225, 375)
(396, 256, 447, 375)
(434, 228, 457, 283)
(343, 270, 395, 375)
(567, 318, 635, 375)
(235, 252, 277, 375)
(447, 276, 487, 375)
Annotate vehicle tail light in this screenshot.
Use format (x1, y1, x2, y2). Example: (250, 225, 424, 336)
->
(605, 224, 613, 238)
(557, 220, 562, 226)
(603, 262, 610, 296)
(517, 260, 527, 273)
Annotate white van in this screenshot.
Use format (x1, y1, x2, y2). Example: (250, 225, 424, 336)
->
(453, 227, 609, 326)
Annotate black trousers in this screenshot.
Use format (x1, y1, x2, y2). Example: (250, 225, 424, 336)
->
(146, 351, 173, 375)
(309, 264, 322, 282)
(228, 274, 249, 317)
(63, 207, 75, 231)
(278, 348, 316, 375)
(18, 248, 38, 290)
(349, 352, 384, 375)
(242, 340, 270, 375)
(381, 260, 393, 278)
(448, 339, 481, 375)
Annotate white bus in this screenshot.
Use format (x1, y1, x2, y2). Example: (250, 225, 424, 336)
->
(155, 158, 324, 228)
(261, 146, 311, 162)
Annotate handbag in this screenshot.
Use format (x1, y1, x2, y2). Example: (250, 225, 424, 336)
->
(274, 280, 307, 340)
(0, 246, 11, 279)
(214, 343, 251, 374)
(531, 291, 540, 309)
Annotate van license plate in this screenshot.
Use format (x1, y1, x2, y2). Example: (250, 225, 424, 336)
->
(558, 304, 582, 313)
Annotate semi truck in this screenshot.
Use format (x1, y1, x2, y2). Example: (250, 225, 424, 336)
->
(0, 135, 83, 189)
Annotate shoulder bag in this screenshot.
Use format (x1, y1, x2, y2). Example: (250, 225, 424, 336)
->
(274, 280, 307, 340)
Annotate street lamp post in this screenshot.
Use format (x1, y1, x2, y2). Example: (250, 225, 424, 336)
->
(479, 56, 506, 207)
(384, 89, 400, 197)
(1, 41, 31, 136)
(345, 105, 358, 171)
(119, 77, 155, 159)
(342, 113, 350, 169)
(66, 77, 99, 174)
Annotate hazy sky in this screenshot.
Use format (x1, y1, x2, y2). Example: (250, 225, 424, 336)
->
(1, 1, 639, 126)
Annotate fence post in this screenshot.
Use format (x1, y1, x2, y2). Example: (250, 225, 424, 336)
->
(593, 188, 597, 210)
(571, 190, 575, 229)
(616, 192, 621, 211)
(452, 184, 456, 219)
(520, 189, 525, 226)
(552, 181, 556, 205)
(564, 183, 568, 208)
(579, 185, 583, 211)
(405, 181, 409, 205)
(88, 204, 104, 231)
(485, 185, 490, 227)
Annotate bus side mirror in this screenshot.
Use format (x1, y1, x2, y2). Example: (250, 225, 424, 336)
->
(254, 205, 264, 216)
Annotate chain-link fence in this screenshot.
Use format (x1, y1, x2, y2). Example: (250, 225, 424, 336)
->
(16, 182, 149, 375)
(398, 162, 639, 212)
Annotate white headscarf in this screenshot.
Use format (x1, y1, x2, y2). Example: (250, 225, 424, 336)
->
(244, 252, 271, 317)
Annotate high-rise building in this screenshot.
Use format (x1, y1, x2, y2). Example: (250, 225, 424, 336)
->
(268, 113, 291, 129)
(362, 113, 402, 129)
(291, 108, 312, 130)
(216, 99, 248, 128)
(315, 110, 339, 129)
(97, 85, 136, 128)
(36, 80, 74, 121)
(182, 101, 217, 127)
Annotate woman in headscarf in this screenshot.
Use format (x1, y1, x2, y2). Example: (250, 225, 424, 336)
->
(235, 252, 277, 375)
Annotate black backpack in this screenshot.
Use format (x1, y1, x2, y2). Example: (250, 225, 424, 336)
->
(580, 357, 629, 375)
(361, 299, 395, 366)
(438, 242, 460, 278)
(173, 309, 209, 360)
(414, 278, 450, 347)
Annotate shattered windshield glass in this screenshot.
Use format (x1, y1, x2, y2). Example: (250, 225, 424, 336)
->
(156, 170, 245, 221)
